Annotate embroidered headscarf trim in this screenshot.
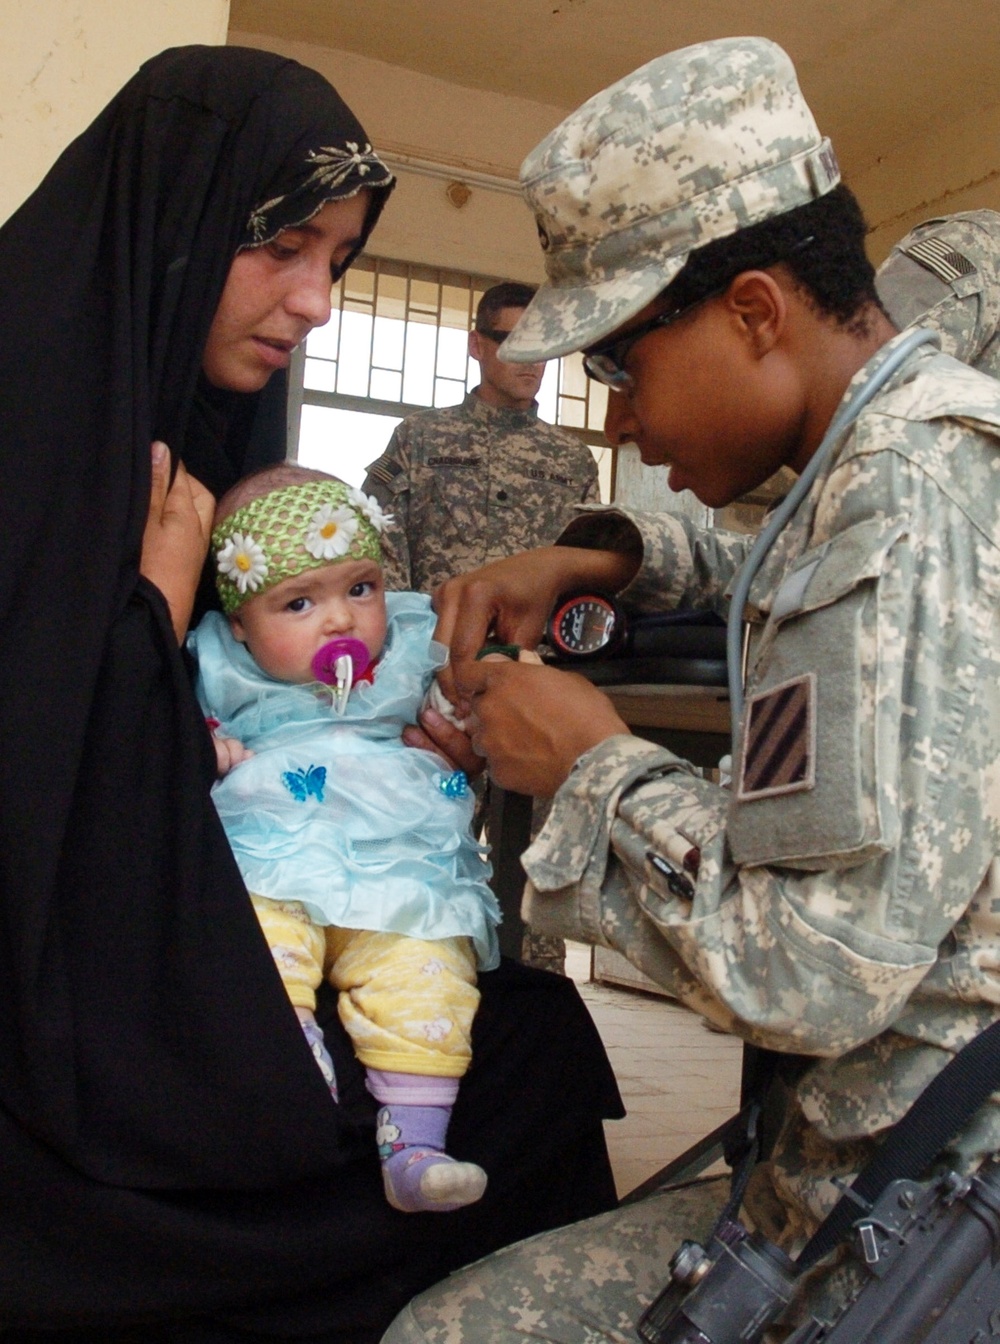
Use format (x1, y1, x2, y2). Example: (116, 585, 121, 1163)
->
(244, 142, 392, 249)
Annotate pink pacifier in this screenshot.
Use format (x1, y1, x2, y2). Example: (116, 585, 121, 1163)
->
(311, 638, 372, 714)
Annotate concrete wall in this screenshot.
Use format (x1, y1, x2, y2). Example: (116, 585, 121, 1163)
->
(858, 100, 1000, 263)
(10, 11, 1000, 270)
(12, 10, 995, 520)
(227, 30, 566, 283)
(221, 28, 1000, 520)
(1, 0, 230, 224)
(227, 28, 1000, 276)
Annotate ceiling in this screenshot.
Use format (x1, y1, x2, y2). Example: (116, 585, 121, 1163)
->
(228, 0, 1000, 178)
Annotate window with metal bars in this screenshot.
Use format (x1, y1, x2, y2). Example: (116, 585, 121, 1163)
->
(288, 254, 612, 497)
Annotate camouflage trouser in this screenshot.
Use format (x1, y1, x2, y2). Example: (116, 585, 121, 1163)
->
(521, 930, 566, 973)
(380, 1177, 727, 1343)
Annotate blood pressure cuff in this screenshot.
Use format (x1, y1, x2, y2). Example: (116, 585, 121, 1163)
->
(727, 515, 909, 869)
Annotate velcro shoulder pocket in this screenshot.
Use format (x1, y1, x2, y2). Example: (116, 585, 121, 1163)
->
(729, 517, 909, 869)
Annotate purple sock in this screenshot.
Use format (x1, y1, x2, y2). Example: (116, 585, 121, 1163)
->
(366, 1068, 459, 1107)
(301, 1018, 338, 1103)
(368, 1071, 486, 1213)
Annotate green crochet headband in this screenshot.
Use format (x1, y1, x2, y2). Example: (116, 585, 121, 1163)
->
(212, 479, 389, 615)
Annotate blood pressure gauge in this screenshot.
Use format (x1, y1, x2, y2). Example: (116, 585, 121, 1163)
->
(546, 592, 626, 660)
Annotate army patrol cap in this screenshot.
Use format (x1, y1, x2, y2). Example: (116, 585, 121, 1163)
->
(501, 36, 841, 363)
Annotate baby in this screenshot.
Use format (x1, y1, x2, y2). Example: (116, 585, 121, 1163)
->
(188, 463, 500, 1214)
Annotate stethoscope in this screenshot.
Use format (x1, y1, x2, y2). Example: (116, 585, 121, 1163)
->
(724, 325, 939, 759)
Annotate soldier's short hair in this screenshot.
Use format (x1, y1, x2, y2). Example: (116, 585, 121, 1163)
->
(662, 183, 884, 331)
(476, 283, 537, 330)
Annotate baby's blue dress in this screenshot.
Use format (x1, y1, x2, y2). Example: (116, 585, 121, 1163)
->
(188, 594, 500, 970)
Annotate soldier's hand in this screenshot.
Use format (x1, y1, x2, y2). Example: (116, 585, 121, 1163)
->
(455, 657, 629, 797)
(432, 546, 639, 703)
(403, 705, 486, 777)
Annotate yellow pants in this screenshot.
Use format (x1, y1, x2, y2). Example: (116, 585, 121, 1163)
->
(250, 896, 479, 1078)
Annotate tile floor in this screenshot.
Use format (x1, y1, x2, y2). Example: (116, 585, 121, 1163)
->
(565, 942, 743, 1199)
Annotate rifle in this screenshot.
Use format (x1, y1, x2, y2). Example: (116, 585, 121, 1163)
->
(638, 1019, 1000, 1344)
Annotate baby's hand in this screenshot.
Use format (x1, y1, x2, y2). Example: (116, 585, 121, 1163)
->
(425, 647, 544, 730)
(213, 733, 254, 776)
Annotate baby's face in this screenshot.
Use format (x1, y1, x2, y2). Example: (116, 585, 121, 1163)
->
(229, 558, 387, 684)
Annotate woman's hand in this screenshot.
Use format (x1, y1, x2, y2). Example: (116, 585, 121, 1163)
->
(432, 546, 640, 703)
(455, 657, 630, 797)
(141, 441, 215, 643)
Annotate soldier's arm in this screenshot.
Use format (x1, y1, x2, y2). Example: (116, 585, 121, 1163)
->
(557, 506, 753, 615)
(524, 445, 1000, 1056)
(363, 423, 413, 591)
(580, 448, 601, 505)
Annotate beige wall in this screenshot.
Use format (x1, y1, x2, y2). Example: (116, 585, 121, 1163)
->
(10, 10, 1000, 272)
(229, 27, 1000, 275)
(1, 0, 230, 224)
(222, 28, 1000, 520)
(227, 30, 566, 283)
(857, 102, 1000, 264)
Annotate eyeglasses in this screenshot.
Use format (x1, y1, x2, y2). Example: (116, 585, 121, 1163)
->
(582, 291, 721, 393)
(475, 326, 516, 345)
(583, 235, 817, 393)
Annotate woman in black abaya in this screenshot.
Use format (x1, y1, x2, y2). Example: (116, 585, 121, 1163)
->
(0, 45, 621, 1343)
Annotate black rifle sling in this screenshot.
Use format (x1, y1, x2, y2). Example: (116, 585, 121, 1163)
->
(797, 1016, 1000, 1270)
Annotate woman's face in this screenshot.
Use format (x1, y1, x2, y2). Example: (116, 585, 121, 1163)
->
(202, 191, 371, 393)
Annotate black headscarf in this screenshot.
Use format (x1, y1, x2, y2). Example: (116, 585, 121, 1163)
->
(0, 44, 395, 1188)
(0, 46, 622, 1340)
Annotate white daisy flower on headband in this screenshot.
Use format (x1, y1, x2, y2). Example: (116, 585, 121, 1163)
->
(305, 504, 358, 559)
(217, 532, 268, 594)
(346, 487, 393, 533)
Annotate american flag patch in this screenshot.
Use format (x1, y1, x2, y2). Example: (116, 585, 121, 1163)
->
(903, 237, 976, 284)
(737, 673, 816, 802)
(367, 455, 403, 488)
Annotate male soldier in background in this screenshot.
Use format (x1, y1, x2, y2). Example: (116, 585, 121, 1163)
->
(364, 282, 601, 975)
(362, 281, 600, 594)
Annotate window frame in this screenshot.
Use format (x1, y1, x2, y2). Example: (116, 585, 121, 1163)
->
(288, 253, 615, 496)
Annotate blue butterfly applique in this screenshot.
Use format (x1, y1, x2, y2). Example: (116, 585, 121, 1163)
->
(438, 770, 469, 799)
(282, 764, 327, 803)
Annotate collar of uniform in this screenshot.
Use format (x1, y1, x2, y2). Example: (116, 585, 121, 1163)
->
(731, 327, 942, 616)
(466, 388, 540, 428)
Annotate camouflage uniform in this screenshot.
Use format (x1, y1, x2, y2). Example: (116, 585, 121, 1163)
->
(380, 31, 1000, 1341)
(364, 392, 599, 974)
(362, 391, 600, 594)
(382, 332, 1000, 1344)
(530, 328, 1000, 1211)
(876, 210, 1000, 376)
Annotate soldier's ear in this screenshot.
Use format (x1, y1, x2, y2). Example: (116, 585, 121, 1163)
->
(723, 271, 787, 359)
(468, 329, 484, 362)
